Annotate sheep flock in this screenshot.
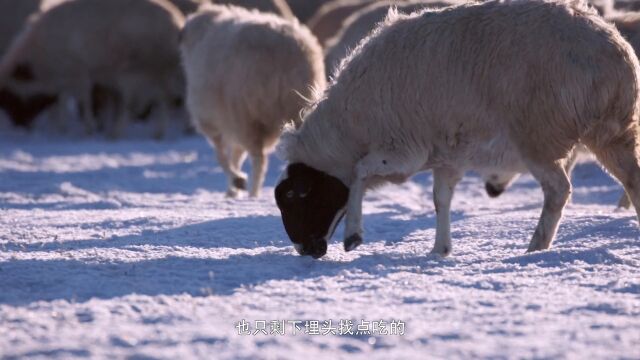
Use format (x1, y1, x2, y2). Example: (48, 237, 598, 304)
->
(2, 0, 640, 260)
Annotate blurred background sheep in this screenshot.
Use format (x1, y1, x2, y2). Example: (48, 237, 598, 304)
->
(0, 0, 186, 139)
(180, 4, 325, 197)
(1, 0, 640, 140)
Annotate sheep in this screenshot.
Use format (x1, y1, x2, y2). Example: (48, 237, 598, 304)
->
(0, 0, 185, 137)
(214, 0, 294, 18)
(324, 0, 461, 77)
(307, 0, 378, 46)
(286, 0, 331, 22)
(181, 4, 325, 197)
(0, 0, 68, 127)
(274, 0, 640, 259)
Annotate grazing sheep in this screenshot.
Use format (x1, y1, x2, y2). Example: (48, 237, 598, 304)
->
(0, 0, 185, 137)
(324, 0, 460, 77)
(0, 0, 68, 127)
(307, 0, 377, 46)
(275, 0, 640, 259)
(181, 5, 325, 197)
(214, 0, 294, 18)
(286, 0, 331, 22)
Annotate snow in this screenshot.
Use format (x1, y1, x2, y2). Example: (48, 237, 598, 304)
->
(0, 128, 639, 359)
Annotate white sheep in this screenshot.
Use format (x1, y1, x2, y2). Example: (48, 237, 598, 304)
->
(180, 4, 325, 197)
(275, 0, 640, 259)
(0, 0, 185, 137)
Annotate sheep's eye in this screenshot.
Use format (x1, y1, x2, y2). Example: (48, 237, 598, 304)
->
(286, 190, 295, 198)
(299, 191, 309, 198)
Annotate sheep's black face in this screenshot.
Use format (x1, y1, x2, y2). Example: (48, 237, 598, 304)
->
(275, 163, 349, 259)
(0, 88, 57, 128)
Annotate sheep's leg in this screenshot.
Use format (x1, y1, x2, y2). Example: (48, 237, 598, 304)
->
(431, 167, 462, 256)
(587, 137, 640, 220)
(230, 145, 248, 189)
(343, 152, 423, 252)
(109, 92, 128, 140)
(618, 193, 631, 209)
(52, 93, 71, 133)
(525, 160, 571, 252)
(564, 146, 579, 175)
(152, 99, 169, 140)
(78, 89, 97, 135)
(210, 134, 246, 197)
(343, 174, 366, 252)
(249, 151, 267, 198)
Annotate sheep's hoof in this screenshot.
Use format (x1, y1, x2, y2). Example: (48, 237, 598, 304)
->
(484, 182, 504, 198)
(232, 176, 247, 190)
(429, 245, 451, 257)
(344, 234, 363, 252)
(225, 188, 239, 198)
(617, 193, 631, 209)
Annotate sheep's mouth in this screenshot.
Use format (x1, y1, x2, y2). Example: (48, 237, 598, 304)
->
(290, 208, 345, 258)
(293, 237, 327, 259)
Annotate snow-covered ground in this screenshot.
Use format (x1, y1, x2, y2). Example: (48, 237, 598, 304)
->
(0, 127, 639, 359)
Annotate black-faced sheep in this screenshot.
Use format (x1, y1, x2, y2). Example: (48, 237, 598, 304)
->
(275, 0, 640, 259)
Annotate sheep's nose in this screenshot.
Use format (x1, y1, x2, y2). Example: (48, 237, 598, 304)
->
(485, 182, 504, 198)
(299, 239, 327, 259)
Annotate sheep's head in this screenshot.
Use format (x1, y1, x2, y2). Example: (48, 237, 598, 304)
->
(0, 88, 57, 128)
(0, 62, 58, 128)
(275, 163, 348, 259)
